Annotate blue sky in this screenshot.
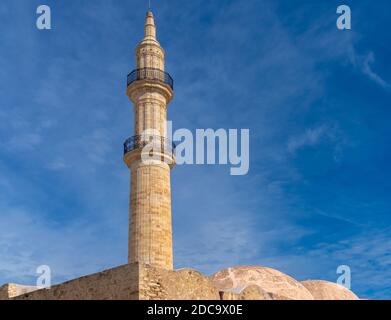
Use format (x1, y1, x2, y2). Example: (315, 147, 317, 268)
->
(0, 0, 390, 299)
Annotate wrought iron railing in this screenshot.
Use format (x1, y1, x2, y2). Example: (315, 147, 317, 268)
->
(124, 135, 176, 155)
(127, 68, 174, 90)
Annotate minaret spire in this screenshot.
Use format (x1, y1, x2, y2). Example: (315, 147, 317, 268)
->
(144, 9, 157, 41)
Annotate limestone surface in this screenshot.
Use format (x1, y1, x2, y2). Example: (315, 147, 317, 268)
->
(210, 266, 314, 300)
(0, 284, 38, 300)
(301, 280, 359, 300)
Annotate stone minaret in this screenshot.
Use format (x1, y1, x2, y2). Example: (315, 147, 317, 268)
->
(124, 10, 175, 270)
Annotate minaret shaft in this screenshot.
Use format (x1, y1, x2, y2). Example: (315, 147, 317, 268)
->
(124, 11, 174, 270)
(134, 95, 167, 137)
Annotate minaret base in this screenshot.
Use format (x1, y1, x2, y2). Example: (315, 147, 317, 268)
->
(128, 161, 173, 270)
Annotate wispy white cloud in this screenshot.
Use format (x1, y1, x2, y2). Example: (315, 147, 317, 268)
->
(287, 124, 349, 164)
(361, 52, 390, 89)
(287, 125, 330, 153)
(292, 8, 389, 92)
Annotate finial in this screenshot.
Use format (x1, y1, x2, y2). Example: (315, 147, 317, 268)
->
(148, 0, 151, 10)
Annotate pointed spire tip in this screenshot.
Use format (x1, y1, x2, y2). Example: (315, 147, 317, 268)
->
(143, 4, 157, 41)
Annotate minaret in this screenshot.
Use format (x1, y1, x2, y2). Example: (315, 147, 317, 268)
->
(124, 10, 175, 270)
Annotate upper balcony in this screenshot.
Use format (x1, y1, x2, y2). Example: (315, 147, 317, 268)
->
(127, 68, 174, 90)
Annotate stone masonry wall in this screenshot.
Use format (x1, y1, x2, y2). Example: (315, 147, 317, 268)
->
(0, 284, 37, 300)
(139, 265, 220, 300)
(11, 264, 223, 300)
(0, 284, 11, 300)
(14, 264, 140, 300)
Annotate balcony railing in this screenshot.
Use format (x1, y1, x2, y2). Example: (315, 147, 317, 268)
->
(124, 135, 176, 155)
(127, 68, 174, 90)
